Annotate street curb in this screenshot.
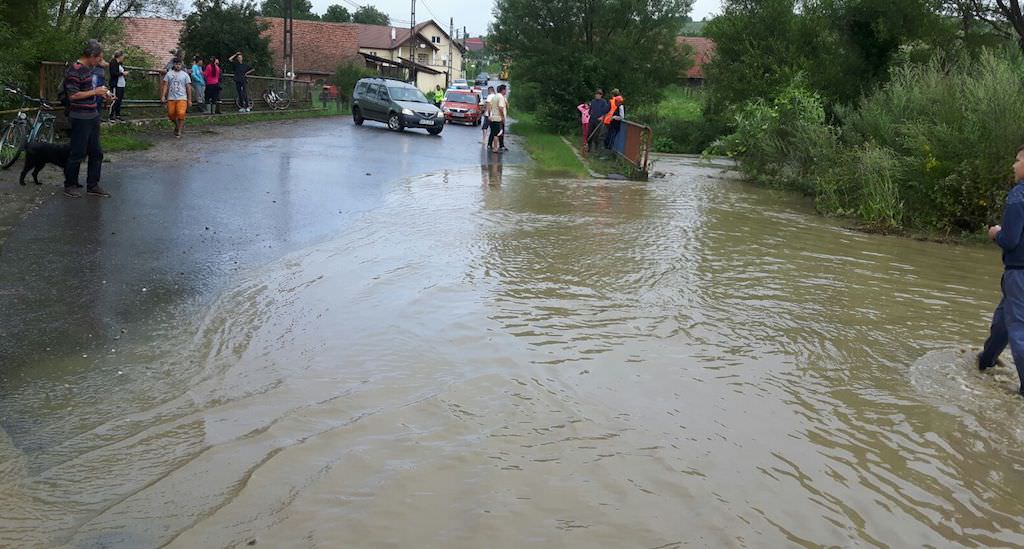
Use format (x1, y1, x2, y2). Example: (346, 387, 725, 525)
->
(558, 136, 605, 179)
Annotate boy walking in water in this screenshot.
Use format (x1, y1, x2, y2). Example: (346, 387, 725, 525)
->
(979, 145, 1024, 397)
(161, 58, 193, 138)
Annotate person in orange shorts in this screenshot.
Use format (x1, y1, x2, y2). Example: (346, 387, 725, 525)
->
(160, 58, 193, 138)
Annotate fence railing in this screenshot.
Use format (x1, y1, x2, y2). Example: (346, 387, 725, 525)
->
(38, 61, 315, 113)
(614, 120, 652, 176)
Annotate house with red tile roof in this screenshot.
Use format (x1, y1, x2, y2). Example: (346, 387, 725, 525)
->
(355, 20, 466, 92)
(119, 17, 464, 91)
(677, 36, 715, 85)
(118, 16, 360, 82)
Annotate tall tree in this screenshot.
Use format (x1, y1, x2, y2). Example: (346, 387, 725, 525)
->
(260, 0, 319, 20)
(945, 0, 1024, 51)
(322, 4, 351, 22)
(491, 0, 692, 129)
(352, 5, 389, 25)
(180, 0, 273, 74)
(703, 0, 947, 114)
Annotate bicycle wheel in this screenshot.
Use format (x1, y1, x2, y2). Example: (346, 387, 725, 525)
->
(0, 122, 26, 169)
(36, 119, 55, 144)
(275, 91, 290, 110)
(262, 90, 273, 110)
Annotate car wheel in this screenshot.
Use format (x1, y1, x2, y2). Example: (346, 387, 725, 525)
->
(353, 107, 364, 125)
(427, 127, 443, 136)
(388, 113, 404, 131)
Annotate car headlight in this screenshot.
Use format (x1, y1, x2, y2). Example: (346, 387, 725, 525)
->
(401, 108, 414, 116)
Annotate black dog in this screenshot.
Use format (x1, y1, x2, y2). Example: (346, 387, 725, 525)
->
(20, 142, 71, 186)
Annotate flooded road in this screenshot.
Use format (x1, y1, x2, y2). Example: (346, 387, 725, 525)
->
(2, 131, 1024, 547)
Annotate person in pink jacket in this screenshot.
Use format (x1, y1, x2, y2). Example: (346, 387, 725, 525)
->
(203, 56, 222, 114)
(577, 102, 591, 149)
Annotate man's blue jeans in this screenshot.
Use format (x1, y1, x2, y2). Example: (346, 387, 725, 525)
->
(980, 269, 1024, 390)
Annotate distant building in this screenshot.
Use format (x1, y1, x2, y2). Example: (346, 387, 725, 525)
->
(356, 21, 467, 92)
(120, 17, 465, 92)
(676, 36, 715, 85)
(120, 17, 360, 83)
(463, 37, 485, 53)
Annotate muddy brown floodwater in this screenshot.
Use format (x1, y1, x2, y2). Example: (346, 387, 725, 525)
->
(2, 157, 1024, 548)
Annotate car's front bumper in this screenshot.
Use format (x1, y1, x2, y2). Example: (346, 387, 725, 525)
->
(401, 114, 444, 128)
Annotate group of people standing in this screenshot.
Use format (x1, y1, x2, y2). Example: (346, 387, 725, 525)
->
(577, 88, 624, 153)
(481, 84, 509, 153)
(101, 47, 255, 132)
(158, 49, 255, 137)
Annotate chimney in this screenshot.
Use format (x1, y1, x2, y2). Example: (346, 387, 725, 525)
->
(391, 27, 396, 45)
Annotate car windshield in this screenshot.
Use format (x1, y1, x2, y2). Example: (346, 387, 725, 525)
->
(445, 93, 478, 104)
(387, 86, 429, 103)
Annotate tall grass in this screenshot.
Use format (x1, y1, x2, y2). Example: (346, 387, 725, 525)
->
(712, 49, 1024, 233)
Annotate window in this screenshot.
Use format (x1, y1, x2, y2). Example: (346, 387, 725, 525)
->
(417, 53, 428, 63)
(377, 86, 390, 100)
(366, 83, 380, 98)
(432, 36, 441, 44)
(355, 82, 369, 97)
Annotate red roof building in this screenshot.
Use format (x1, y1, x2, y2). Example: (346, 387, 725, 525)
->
(118, 17, 361, 80)
(676, 36, 715, 82)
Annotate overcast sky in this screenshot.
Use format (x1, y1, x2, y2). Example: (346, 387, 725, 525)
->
(305, 0, 723, 37)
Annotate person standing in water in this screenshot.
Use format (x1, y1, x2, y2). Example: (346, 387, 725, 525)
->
(979, 145, 1024, 398)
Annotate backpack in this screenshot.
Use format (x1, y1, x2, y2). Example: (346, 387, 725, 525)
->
(56, 62, 76, 116)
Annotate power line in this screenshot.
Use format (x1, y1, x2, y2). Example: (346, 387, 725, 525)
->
(417, 0, 441, 23)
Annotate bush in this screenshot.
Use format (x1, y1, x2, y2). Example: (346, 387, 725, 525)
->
(714, 49, 1024, 232)
(331, 61, 376, 104)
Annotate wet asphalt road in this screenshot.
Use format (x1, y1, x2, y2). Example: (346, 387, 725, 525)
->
(0, 116, 526, 372)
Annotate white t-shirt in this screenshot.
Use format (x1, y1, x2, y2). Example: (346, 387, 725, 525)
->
(164, 70, 191, 100)
(488, 93, 507, 122)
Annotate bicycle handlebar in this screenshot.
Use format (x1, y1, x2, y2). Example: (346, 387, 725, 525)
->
(3, 86, 53, 109)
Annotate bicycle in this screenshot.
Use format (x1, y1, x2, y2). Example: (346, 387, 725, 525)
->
(0, 85, 56, 169)
(261, 86, 291, 110)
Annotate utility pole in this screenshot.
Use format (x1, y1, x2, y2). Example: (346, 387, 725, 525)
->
(448, 17, 453, 87)
(283, 0, 293, 89)
(409, 0, 416, 86)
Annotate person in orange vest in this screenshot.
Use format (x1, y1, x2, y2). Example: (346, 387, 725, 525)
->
(603, 89, 624, 150)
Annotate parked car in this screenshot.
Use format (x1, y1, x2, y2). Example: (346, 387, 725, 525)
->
(441, 91, 483, 125)
(474, 73, 489, 86)
(352, 77, 444, 135)
(452, 79, 470, 88)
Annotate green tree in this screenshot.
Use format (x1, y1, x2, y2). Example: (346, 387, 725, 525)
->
(352, 5, 389, 25)
(180, 0, 273, 75)
(260, 0, 319, 20)
(322, 4, 351, 22)
(491, 0, 692, 130)
(703, 0, 948, 115)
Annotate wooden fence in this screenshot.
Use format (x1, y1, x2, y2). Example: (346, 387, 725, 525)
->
(37, 61, 316, 117)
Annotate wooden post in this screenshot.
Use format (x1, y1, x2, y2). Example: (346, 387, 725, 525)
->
(39, 62, 46, 99)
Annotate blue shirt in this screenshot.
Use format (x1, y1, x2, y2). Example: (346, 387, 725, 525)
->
(997, 181, 1024, 268)
(191, 64, 205, 85)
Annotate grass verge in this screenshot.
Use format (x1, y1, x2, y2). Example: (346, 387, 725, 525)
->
(102, 103, 351, 152)
(513, 112, 589, 178)
(103, 132, 153, 152)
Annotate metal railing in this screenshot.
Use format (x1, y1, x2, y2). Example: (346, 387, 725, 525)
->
(614, 120, 652, 176)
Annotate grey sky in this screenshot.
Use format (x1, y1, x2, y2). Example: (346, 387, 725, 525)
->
(306, 0, 723, 37)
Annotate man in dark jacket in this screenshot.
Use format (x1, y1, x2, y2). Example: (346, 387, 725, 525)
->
(587, 89, 610, 152)
(979, 144, 1024, 398)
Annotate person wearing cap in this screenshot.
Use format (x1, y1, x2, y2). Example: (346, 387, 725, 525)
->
(587, 89, 610, 152)
(603, 88, 624, 150)
(161, 57, 193, 138)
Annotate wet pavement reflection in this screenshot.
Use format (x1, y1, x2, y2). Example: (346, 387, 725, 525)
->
(2, 129, 1024, 547)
